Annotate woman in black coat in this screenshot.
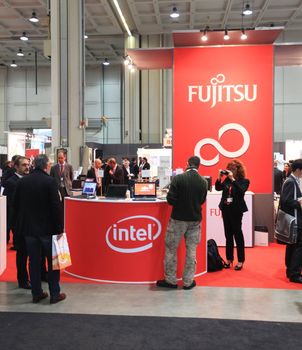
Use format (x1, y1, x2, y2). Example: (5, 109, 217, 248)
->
(215, 159, 250, 271)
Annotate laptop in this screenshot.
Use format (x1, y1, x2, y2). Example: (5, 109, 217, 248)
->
(105, 184, 128, 199)
(78, 181, 97, 198)
(132, 182, 157, 201)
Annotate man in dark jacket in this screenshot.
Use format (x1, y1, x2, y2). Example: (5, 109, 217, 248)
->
(280, 158, 302, 283)
(13, 154, 66, 303)
(157, 156, 208, 290)
(3, 156, 31, 288)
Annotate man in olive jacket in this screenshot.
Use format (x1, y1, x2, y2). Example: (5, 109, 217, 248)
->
(157, 156, 208, 290)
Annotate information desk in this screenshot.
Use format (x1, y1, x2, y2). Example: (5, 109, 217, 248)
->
(206, 191, 254, 247)
(65, 197, 207, 283)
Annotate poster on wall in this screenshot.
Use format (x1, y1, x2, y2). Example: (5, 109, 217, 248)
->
(173, 46, 273, 194)
(8, 133, 26, 160)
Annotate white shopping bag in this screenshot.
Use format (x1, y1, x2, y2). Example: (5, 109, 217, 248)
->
(52, 233, 72, 270)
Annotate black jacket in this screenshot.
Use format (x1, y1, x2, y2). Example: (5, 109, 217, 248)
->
(167, 168, 208, 222)
(13, 169, 63, 237)
(280, 175, 302, 229)
(3, 173, 20, 228)
(215, 177, 250, 213)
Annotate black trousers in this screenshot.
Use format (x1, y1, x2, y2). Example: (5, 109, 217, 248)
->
(25, 235, 60, 298)
(222, 208, 245, 263)
(15, 234, 29, 285)
(285, 229, 302, 278)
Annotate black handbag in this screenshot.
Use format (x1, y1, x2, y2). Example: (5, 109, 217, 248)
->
(275, 183, 298, 244)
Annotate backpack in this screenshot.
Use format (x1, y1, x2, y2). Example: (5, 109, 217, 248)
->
(207, 239, 224, 272)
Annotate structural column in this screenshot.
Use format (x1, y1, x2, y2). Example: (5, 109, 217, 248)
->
(51, 0, 84, 168)
(0, 68, 7, 146)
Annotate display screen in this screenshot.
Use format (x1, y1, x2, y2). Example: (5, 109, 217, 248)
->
(82, 182, 97, 195)
(134, 183, 156, 197)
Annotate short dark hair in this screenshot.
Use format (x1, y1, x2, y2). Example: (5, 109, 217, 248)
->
(291, 159, 302, 172)
(188, 156, 200, 169)
(34, 154, 49, 170)
(14, 156, 29, 167)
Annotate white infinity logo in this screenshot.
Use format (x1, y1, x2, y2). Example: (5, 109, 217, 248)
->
(194, 123, 250, 166)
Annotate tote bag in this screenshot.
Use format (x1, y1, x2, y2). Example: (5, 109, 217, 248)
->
(52, 233, 72, 270)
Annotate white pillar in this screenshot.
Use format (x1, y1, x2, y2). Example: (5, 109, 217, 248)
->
(0, 68, 7, 146)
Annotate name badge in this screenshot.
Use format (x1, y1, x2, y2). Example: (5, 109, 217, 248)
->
(226, 197, 233, 203)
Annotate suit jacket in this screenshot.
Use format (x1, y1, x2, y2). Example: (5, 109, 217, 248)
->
(104, 165, 124, 192)
(274, 167, 284, 194)
(86, 167, 104, 195)
(280, 175, 302, 229)
(3, 173, 20, 228)
(50, 162, 73, 196)
(142, 162, 150, 170)
(13, 169, 63, 237)
(215, 177, 250, 213)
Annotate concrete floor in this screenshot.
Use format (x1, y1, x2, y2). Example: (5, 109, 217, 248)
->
(1, 281, 302, 323)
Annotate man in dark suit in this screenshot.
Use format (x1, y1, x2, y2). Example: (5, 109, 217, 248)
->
(50, 150, 73, 200)
(3, 156, 30, 289)
(274, 160, 283, 195)
(104, 157, 124, 193)
(13, 154, 66, 303)
(86, 158, 104, 196)
(280, 158, 302, 283)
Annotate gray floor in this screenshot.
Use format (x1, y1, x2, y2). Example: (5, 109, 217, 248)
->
(1, 281, 302, 323)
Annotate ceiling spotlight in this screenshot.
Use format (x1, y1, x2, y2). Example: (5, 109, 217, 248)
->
(243, 3, 253, 16)
(241, 29, 248, 40)
(224, 29, 230, 40)
(29, 11, 39, 23)
(10, 60, 18, 68)
(170, 6, 180, 19)
(84, 34, 88, 39)
(103, 58, 110, 66)
(17, 48, 24, 57)
(20, 32, 28, 41)
(130, 65, 136, 73)
(201, 29, 208, 42)
(124, 56, 130, 65)
(128, 63, 133, 70)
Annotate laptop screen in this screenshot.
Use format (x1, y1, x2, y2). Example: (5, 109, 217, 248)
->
(82, 182, 97, 195)
(134, 182, 157, 198)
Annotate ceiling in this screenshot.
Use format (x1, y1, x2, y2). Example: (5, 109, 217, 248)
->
(0, 0, 301, 68)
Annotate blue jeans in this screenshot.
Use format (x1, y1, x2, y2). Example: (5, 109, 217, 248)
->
(25, 235, 60, 298)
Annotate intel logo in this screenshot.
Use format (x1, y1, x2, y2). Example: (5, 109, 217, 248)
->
(105, 215, 162, 253)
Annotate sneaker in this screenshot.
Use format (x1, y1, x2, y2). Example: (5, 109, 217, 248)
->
(32, 292, 49, 303)
(183, 280, 196, 290)
(50, 293, 67, 304)
(156, 279, 178, 289)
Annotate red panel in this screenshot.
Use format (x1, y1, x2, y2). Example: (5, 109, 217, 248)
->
(126, 48, 173, 69)
(173, 46, 273, 194)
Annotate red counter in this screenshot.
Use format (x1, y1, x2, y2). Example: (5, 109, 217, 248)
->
(65, 197, 206, 283)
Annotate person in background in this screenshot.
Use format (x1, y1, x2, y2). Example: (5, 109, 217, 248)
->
(86, 158, 104, 196)
(50, 150, 73, 203)
(141, 157, 150, 170)
(215, 159, 250, 271)
(104, 157, 124, 193)
(1, 155, 20, 191)
(130, 158, 139, 179)
(13, 154, 66, 304)
(122, 158, 133, 186)
(280, 159, 302, 284)
(274, 160, 283, 195)
(283, 162, 292, 183)
(3, 156, 31, 289)
(156, 156, 208, 290)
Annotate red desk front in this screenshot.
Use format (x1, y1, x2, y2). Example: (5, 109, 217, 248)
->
(65, 198, 207, 283)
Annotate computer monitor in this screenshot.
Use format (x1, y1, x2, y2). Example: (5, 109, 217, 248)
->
(133, 182, 157, 199)
(82, 182, 97, 196)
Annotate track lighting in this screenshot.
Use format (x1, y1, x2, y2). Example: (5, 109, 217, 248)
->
(241, 29, 247, 40)
(170, 6, 180, 19)
(17, 48, 24, 57)
(102, 58, 110, 66)
(29, 11, 39, 23)
(20, 32, 28, 41)
(84, 34, 88, 39)
(223, 29, 230, 40)
(242, 3, 253, 16)
(10, 60, 17, 68)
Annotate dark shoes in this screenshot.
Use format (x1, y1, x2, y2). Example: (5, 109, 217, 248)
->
(32, 292, 49, 303)
(50, 293, 67, 304)
(223, 261, 232, 269)
(183, 280, 196, 290)
(156, 280, 178, 289)
(289, 276, 302, 284)
(234, 264, 243, 271)
(18, 282, 31, 290)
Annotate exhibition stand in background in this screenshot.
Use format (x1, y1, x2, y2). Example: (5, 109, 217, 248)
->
(64, 197, 207, 283)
